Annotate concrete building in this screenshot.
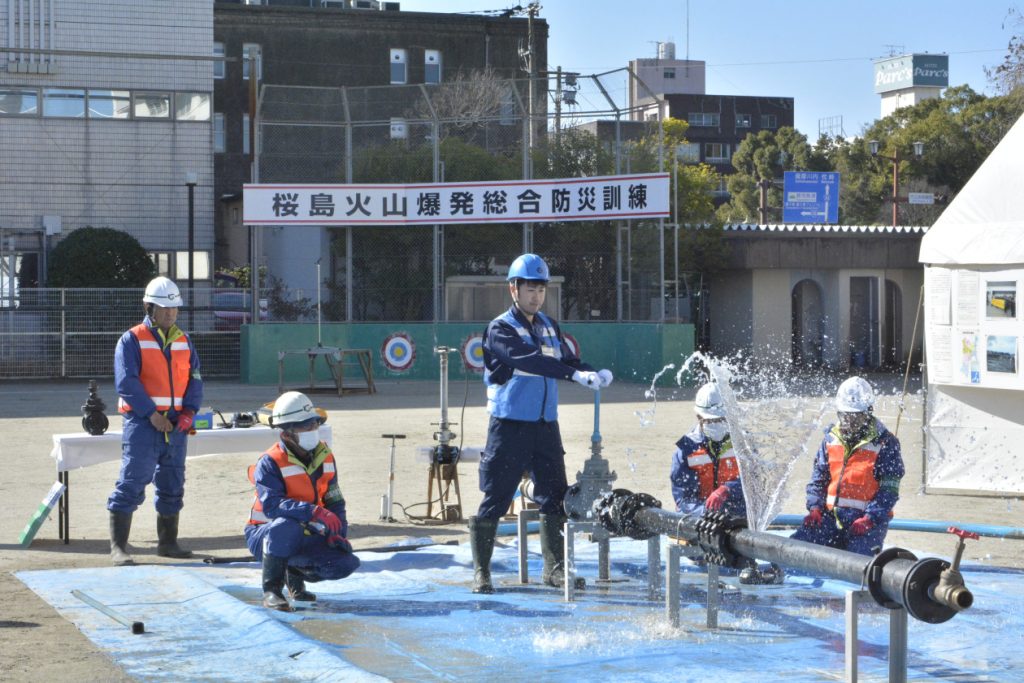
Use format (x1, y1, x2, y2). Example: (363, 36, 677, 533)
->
(709, 224, 926, 371)
(0, 0, 214, 293)
(628, 42, 793, 188)
(213, 1, 545, 293)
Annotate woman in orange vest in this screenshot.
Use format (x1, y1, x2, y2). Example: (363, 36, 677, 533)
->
(791, 376, 905, 556)
(245, 391, 360, 611)
(107, 276, 203, 566)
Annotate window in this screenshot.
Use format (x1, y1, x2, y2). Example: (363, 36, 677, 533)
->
(87, 90, 131, 119)
(675, 142, 700, 163)
(736, 113, 751, 129)
(424, 49, 442, 84)
(390, 48, 407, 84)
(149, 252, 172, 277)
(704, 142, 731, 162)
(43, 88, 85, 118)
(214, 113, 225, 152)
(761, 114, 777, 129)
(175, 251, 211, 281)
(712, 179, 730, 197)
(243, 113, 250, 154)
(133, 92, 171, 119)
(176, 93, 211, 121)
(242, 43, 262, 81)
(499, 86, 516, 125)
(687, 112, 719, 127)
(0, 88, 38, 116)
(213, 42, 225, 79)
(663, 68, 676, 79)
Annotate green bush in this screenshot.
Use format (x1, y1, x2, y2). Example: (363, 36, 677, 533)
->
(47, 227, 156, 287)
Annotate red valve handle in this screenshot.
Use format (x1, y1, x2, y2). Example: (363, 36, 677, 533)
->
(948, 526, 980, 541)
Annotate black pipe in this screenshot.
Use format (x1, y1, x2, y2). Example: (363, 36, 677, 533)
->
(595, 489, 973, 624)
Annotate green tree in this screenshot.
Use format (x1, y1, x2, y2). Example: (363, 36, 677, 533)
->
(47, 227, 156, 287)
(716, 127, 814, 223)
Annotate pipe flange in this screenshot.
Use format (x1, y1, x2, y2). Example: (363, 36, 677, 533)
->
(864, 546, 917, 609)
(695, 510, 747, 568)
(617, 492, 661, 539)
(902, 557, 956, 624)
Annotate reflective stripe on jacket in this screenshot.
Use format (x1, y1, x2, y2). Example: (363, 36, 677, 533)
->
(248, 442, 337, 525)
(686, 440, 740, 499)
(118, 323, 191, 414)
(824, 433, 881, 511)
(486, 309, 561, 422)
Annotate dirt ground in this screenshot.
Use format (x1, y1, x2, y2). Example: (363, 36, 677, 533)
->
(1, 373, 1020, 681)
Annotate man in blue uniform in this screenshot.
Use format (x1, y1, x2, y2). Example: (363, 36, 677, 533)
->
(469, 253, 613, 594)
(246, 391, 360, 611)
(791, 376, 904, 555)
(108, 276, 202, 566)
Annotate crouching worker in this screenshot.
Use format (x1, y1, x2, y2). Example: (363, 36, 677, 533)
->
(245, 391, 360, 612)
(670, 382, 782, 585)
(791, 376, 904, 556)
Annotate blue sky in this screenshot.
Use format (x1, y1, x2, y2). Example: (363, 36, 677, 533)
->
(399, 0, 1017, 139)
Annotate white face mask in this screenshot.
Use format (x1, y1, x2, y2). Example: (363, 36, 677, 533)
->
(702, 421, 729, 443)
(295, 429, 321, 451)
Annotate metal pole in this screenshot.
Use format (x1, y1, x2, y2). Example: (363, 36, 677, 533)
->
(186, 177, 196, 327)
(892, 154, 900, 228)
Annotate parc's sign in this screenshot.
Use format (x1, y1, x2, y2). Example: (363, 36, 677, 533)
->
(873, 54, 949, 93)
(243, 173, 670, 226)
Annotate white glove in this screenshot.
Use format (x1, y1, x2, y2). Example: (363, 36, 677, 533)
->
(597, 369, 613, 388)
(572, 370, 601, 391)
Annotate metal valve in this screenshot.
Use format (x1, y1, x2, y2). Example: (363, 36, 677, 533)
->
(81, 379, 109, 436)
(927, 526, 978, 613)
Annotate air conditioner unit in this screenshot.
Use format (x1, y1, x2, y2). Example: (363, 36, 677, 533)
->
(390, 118, 407, 139)
(380, 2, 400, 10)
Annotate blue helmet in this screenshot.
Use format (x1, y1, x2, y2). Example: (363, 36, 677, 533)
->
(507, 253, 550, 282)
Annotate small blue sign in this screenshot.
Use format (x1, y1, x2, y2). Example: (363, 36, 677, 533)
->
(782, 172, 840, 224)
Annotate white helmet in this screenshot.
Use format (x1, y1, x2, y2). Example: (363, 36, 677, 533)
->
(270, 391, 325, 428)
(836, 376, 874, 413)
(694, 382, 726, 419)
(143, 276, 183, 308)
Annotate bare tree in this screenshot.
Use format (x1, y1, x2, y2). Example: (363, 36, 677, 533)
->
(413, 68, 519, 134)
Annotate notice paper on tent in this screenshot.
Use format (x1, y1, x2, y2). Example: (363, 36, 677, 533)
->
(19, 481, 65, 547)
(928, 325, 953, 383)
(957, 271, 981, 327)
(927, 268, 952, 325)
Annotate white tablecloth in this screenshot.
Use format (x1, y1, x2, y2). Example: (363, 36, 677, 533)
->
(414, 445, 484, 464)
(50, 425, 333, 472)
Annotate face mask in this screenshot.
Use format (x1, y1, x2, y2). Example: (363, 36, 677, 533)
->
(702, 421, 729, 443)
(295, 429, 321, 451)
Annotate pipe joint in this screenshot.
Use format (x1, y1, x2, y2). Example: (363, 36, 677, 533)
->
(694, 511, 747, 568)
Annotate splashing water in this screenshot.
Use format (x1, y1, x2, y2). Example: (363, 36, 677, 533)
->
(635, 363, 675, 427)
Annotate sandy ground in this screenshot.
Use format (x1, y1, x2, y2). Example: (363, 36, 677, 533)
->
(1, 373, 1021, 681)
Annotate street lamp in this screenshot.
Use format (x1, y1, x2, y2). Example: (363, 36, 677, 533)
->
(869, 140, 924, 227)
(184, 171, 198, 324)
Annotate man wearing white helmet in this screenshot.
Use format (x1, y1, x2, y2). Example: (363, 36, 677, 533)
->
(245, 391, 360, 611)
(107, 276, 203, 566)
(469, 253, 614, 594)
(791, 376, 905, 555)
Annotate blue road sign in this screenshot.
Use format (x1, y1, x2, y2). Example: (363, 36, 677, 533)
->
(782, 171, 840, 224)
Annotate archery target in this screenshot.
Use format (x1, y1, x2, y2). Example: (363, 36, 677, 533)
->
(381, 333, 415, 371)
(461, 334, 485, 371)
(562, 332, 580, 358)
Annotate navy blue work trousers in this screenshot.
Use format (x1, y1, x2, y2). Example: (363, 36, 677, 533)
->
(245, 518, 360, 582)
(476, 416, 567, 520)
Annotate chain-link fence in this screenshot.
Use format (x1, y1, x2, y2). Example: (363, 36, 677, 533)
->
(0, 288, 242, 379)
(253, 72, 673, 324)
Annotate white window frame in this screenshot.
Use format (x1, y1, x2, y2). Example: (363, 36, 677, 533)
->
(424, 49, 442, 85)
(213, 42, 225, 79)
(687, 112, 719, 127)
(704, 142, 731, 163)
(390, 48, 407, 85)
(736, 113, 751, 129)
(761, 114, 778, 129)
(242, 43, 262, 81)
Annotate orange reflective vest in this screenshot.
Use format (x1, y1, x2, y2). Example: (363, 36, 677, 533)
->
(248, 442, 337, 525)
(824, 435, 881, 512)
(118, 323, 192, 414)
(686, 441, 740, 499)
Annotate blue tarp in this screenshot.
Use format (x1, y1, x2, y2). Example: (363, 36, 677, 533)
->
(17, 536, 1023, 682)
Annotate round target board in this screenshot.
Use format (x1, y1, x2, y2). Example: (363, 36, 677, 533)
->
(381, 333, 415, 372)
(561, 332, 580, 358)
(461, 334, 485, 371)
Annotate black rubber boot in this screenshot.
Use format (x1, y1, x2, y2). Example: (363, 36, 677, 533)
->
(287, 567, 316, 602)
(469, 516, 497, 594)
(156, 513, 193, 559)
(539, 513, 586, 590)
(109, 511, 134, 566)
(262, 554, 294, 612)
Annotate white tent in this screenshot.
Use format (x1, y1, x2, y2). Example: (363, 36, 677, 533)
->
(919, 113, 1024, 495)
